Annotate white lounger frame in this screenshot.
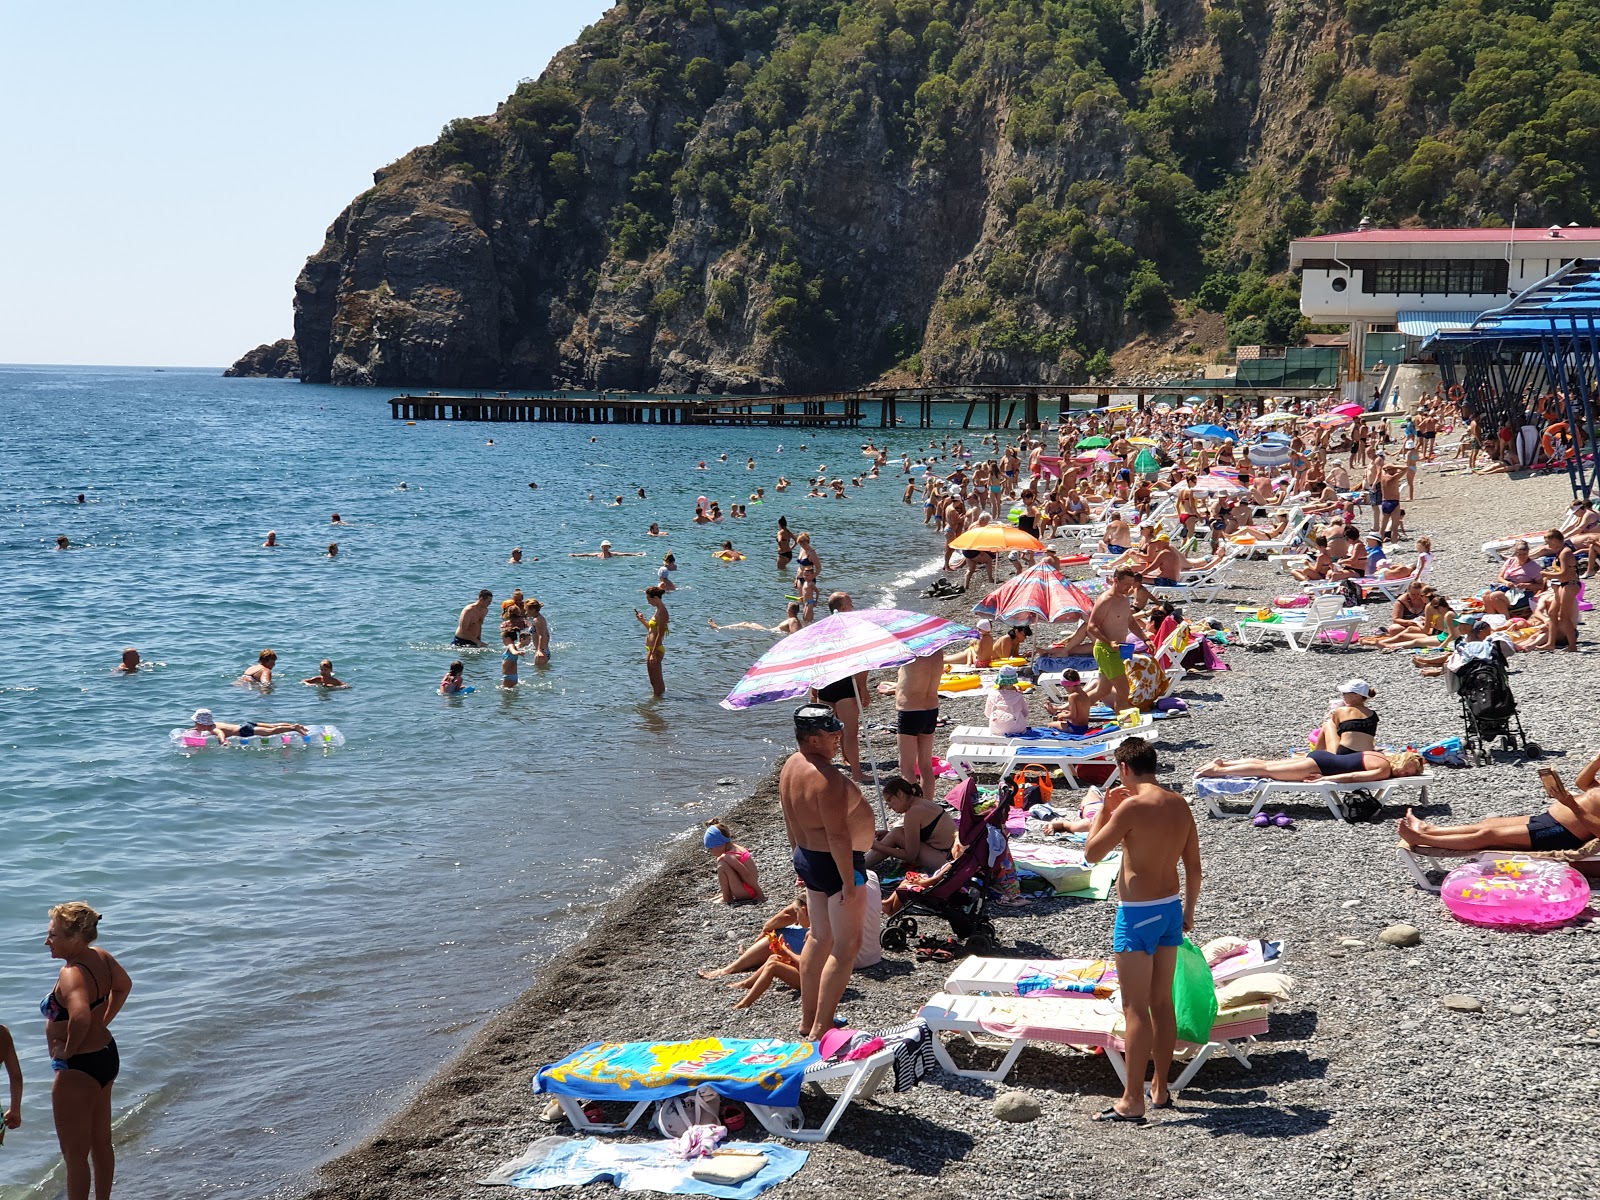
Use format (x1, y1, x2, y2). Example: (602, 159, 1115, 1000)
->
(1202, 773, 1434, 820)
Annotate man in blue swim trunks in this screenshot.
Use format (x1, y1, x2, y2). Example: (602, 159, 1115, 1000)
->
(1084, 737, 1201, 1123)
(778, 704, 876, 1041)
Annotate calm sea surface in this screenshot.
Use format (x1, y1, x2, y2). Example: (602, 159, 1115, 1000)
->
(0, 365, 996, 1198)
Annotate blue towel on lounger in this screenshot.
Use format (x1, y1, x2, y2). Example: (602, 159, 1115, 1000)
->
(535, 1038, 817, 1108)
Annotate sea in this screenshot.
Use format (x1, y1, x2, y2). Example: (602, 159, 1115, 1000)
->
(0, 364, 1019, 1198)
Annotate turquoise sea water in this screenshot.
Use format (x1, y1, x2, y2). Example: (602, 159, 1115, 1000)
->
(0, 365, 968, 1198)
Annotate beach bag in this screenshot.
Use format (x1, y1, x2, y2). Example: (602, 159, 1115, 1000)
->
(1000, 764, 1053, 810)
(1342, 789, 1385, 824)
(654, 1084, 723, 1138)
(1172, 938, 1218, 1045)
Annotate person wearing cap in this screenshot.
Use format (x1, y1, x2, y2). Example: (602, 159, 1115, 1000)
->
(569, 540, 643, 560)
(1312, 680, 1380, 756)
(986, 666, 1030, 737)
(453, 589, 493, 647)
(778, 703, 875, 1040)
(185, 709, 307, 744)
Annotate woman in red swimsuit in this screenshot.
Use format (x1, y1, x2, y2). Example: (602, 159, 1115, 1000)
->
(42, 901, 132, 1200)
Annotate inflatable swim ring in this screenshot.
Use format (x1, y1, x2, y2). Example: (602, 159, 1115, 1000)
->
(170, 724, 344, 752)
(939, 675, 982, 692)
(714, 551, 746, 561)
(992, 657, 1029, 668)
(1441, 856, 1590, 927)
(439, 685, 476, 696)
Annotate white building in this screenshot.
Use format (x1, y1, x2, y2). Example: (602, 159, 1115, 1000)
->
(1289, 224, 1600, 402)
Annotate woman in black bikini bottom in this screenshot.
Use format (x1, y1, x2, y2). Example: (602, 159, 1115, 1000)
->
(42, 902, 131, 1200)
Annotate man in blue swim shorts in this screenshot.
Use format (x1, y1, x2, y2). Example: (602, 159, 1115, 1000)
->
(778, 704, 876, 1041)
(1084, 737, 1201, 1124)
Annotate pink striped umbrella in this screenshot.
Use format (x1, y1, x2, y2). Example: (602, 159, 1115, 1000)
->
(973, 566, 1095, 624)
(720, 607, 978, 709)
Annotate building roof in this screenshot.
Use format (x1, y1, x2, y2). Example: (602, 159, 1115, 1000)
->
(1295, 227, 1600, 244)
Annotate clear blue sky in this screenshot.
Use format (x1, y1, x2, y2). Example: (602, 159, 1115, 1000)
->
(0, 0, 612, 368)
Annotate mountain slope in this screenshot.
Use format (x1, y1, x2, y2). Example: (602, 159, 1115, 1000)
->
(287, 0, 1600, 390)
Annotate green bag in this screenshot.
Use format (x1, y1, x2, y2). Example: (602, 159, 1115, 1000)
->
(1172, 937, 1218, 1044)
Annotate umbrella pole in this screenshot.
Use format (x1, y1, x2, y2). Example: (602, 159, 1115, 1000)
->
(856, 676, 887, 823)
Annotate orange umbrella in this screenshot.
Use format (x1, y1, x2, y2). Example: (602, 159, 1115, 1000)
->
(951, 525, 1046, 553)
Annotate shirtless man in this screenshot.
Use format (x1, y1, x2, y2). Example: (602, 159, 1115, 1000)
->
(453, 590, 493, 648)
(813, 593, 872, 782)
(942, 501, 966, 571)
(1084, 738, 1201, 1123)
(302, 659, 348, 688)
(526, 599, 551, 665)
(778, 705, 876, 1039)
(895, 651, 944, 791)
(239, 649, 277, 687)
(1400, 751, 1600, 852)
(185, 708, 308, 743)
(1378, 463, 1405, 538)
(1084, 570, 1149, 710)
(113, 648, 141, 675)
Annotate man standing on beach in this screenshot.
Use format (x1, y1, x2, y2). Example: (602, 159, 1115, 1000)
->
(453, 590, 493, 647)
(812, 591, 871, 782)
(1084, 737, 1201, 1123)
(1083, 570, 1150, 712)
(779, 704, 875, 1040)
(895, 650, 944, 791)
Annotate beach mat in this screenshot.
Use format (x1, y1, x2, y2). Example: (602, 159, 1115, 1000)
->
(482, 1136, 807, 1197)
(1059, 856, 1120, 900)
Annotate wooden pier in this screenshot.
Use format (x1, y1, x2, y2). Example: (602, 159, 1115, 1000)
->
(390, 383, 1331, 429)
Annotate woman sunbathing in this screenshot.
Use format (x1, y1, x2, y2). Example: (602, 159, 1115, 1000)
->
(1311, 679, 1380, 754)
(1364, 592, 1467, 650)
(1197, 748, 1425, 783)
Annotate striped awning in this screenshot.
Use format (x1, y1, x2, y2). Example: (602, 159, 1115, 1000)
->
(1396, 310, 1485, 338)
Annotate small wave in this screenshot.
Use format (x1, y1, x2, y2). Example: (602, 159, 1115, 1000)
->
(877, 553, 946, 608)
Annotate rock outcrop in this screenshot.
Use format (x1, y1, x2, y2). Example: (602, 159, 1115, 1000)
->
(224, 338, 301, 379)
(284, 0, 1597, 391)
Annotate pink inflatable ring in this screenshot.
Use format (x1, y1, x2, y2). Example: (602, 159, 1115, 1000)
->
(1441, 856, 1591, 928)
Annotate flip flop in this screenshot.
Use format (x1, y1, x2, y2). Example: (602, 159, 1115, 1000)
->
(1272, 813, 1294, 828)
(1092, 1105, 1146, 1124)
(1253, 813, 1271, 827)
(1145, 1085, 1177, 1110)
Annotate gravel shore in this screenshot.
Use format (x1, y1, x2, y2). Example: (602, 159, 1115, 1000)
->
(302, 460, 1600, 1200)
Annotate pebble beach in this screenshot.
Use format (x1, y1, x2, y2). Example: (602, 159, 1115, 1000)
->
(299, 457, 1600, 1200)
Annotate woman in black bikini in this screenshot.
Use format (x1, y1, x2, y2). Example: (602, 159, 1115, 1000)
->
(42, 901, 131, 1200)
(1314, 679, 1380, 755)
(866, 776, 955, 872)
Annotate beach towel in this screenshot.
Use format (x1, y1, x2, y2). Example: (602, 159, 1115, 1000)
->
(481, 1136, 807, 1197)
(826, 1018, 936, 1093)
(535, 1039, 818, 1109)
(1009, 843, 1095, 893)
(1191, 777, 1261, 801)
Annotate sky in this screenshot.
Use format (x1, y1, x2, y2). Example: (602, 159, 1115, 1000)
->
(0, 0, 613, 368)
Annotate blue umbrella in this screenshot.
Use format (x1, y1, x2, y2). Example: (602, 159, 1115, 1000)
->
(1259, 431, 1293, 443)
(1248, 442, 1291, 468)
(1184, 424, 1238, 443)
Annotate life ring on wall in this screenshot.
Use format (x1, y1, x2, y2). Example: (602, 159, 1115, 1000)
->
(1447, 384, 1465, 401)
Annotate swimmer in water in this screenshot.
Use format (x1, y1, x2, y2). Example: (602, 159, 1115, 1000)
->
(614, 495, 624, 506)
(715, 541, 746, 561)
(590, 436, 597, 443)
(76, 493, 85, 503)
(747, 457, 755, 470)
(399, 482, 408, 489)
(331, 513, 348, 525)
(527, 599, 550, 665)
(528, 481, 538, 490)
(302, 659, 348, 688)
(697, 461, 707, 470)
(239, 649, 278, 688)
(327, 542, 339, 558)
(187, 709, 308, 742)
(263, 531, 278, 547)
(647, 522, 664, 536)
(588, 493, 595, 503)
(55, 536, 69, 550)
(719, 453, 727, 462)
(509, 547, 523, 564)
(439, 661, 468, 695)
(708, 602, 803, 636)
(637, 487, 646, 499)
(114, 648, 141, 675)
(570, 540, 643, 560)
(486, 439, 494, 446)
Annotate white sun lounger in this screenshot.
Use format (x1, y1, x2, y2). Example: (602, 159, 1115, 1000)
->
(946, 736, 1129, 787)
(549, 1046, 897, 1143)
(943, 942, 1287, 996)
(947, 714, 1156, 749)
(1236, 592, 1366, 652)
(916, 993, 1270, 1093)
(1225, 508, 1310, 559)
(1200, 772, 1434, 820)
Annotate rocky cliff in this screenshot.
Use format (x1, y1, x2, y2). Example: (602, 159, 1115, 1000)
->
(286, 0, 1600, 391)
(225, 338, 300, 378)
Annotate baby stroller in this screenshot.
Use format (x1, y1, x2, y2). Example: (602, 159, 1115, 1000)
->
(880, 776, 1009, 953)
(1453, 650, 1539, 764)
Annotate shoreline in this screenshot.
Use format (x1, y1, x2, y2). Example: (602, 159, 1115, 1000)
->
(302, 462, 1600, 1200)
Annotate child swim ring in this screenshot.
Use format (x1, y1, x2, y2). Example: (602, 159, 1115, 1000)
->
(170, 724, 345, 752)
(939, 675, 982, 692)
(1441, 856, 1590, 927)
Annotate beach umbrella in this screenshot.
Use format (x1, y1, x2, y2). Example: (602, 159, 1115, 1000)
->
(1248, 442, 1291, 468)
(1133, 448, 1160, 477)
(1185, 396, 1205, 405)
(973, 565, 1095, 625)
(1330, 402, 1365, 417)
(1310, 412, 1352, 427)
(1191, 473, 1245, 494)
(1184, 423, 1238, 443)
(951, 525, 1047, 553)
(1251, 411, 1298, 427)
(1076, 435, 1111, 449)
(1128, 436, 1157, 447)
(1174, 405, 1196, 415)
(1073, 449, 1115, 465)
(1259, 430, 1293, 443)
(720, 608, 978, 710)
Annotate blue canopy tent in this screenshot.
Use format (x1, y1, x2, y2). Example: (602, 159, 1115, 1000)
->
(1424, 259, 1600, 499)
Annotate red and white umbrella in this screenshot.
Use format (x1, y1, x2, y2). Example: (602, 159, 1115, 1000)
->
(973, 566, 1095, 624)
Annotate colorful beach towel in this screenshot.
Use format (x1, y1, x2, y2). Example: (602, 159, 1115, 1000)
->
(481, 1136, 808, 1197)
(535, 1039, 818, 1109)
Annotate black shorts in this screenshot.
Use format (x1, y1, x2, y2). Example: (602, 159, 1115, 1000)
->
(451, 636, 480, 648)
(237, 723, 257, 739)
(793, 847, 867, 896)
(1527, 811, 1588, 852)
(816, 676, 856, 705)
(897, 708, 939, 737)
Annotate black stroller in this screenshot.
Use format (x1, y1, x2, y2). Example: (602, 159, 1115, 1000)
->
(1454, 651, 1540, 764)
(880, 777, 1009, 952)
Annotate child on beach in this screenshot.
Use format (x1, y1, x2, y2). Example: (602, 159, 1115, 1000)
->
(1044, 669, 1092, 734)
(704, 820, 763, 904)
(986, 666, 1030, 736)
(0, 1023, 19, 1144)
(439, 661, 468, 695)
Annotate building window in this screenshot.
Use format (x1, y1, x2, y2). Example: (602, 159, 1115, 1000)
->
(1331, 276, 1347, 292)
(1366, 259, 1508, 295)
